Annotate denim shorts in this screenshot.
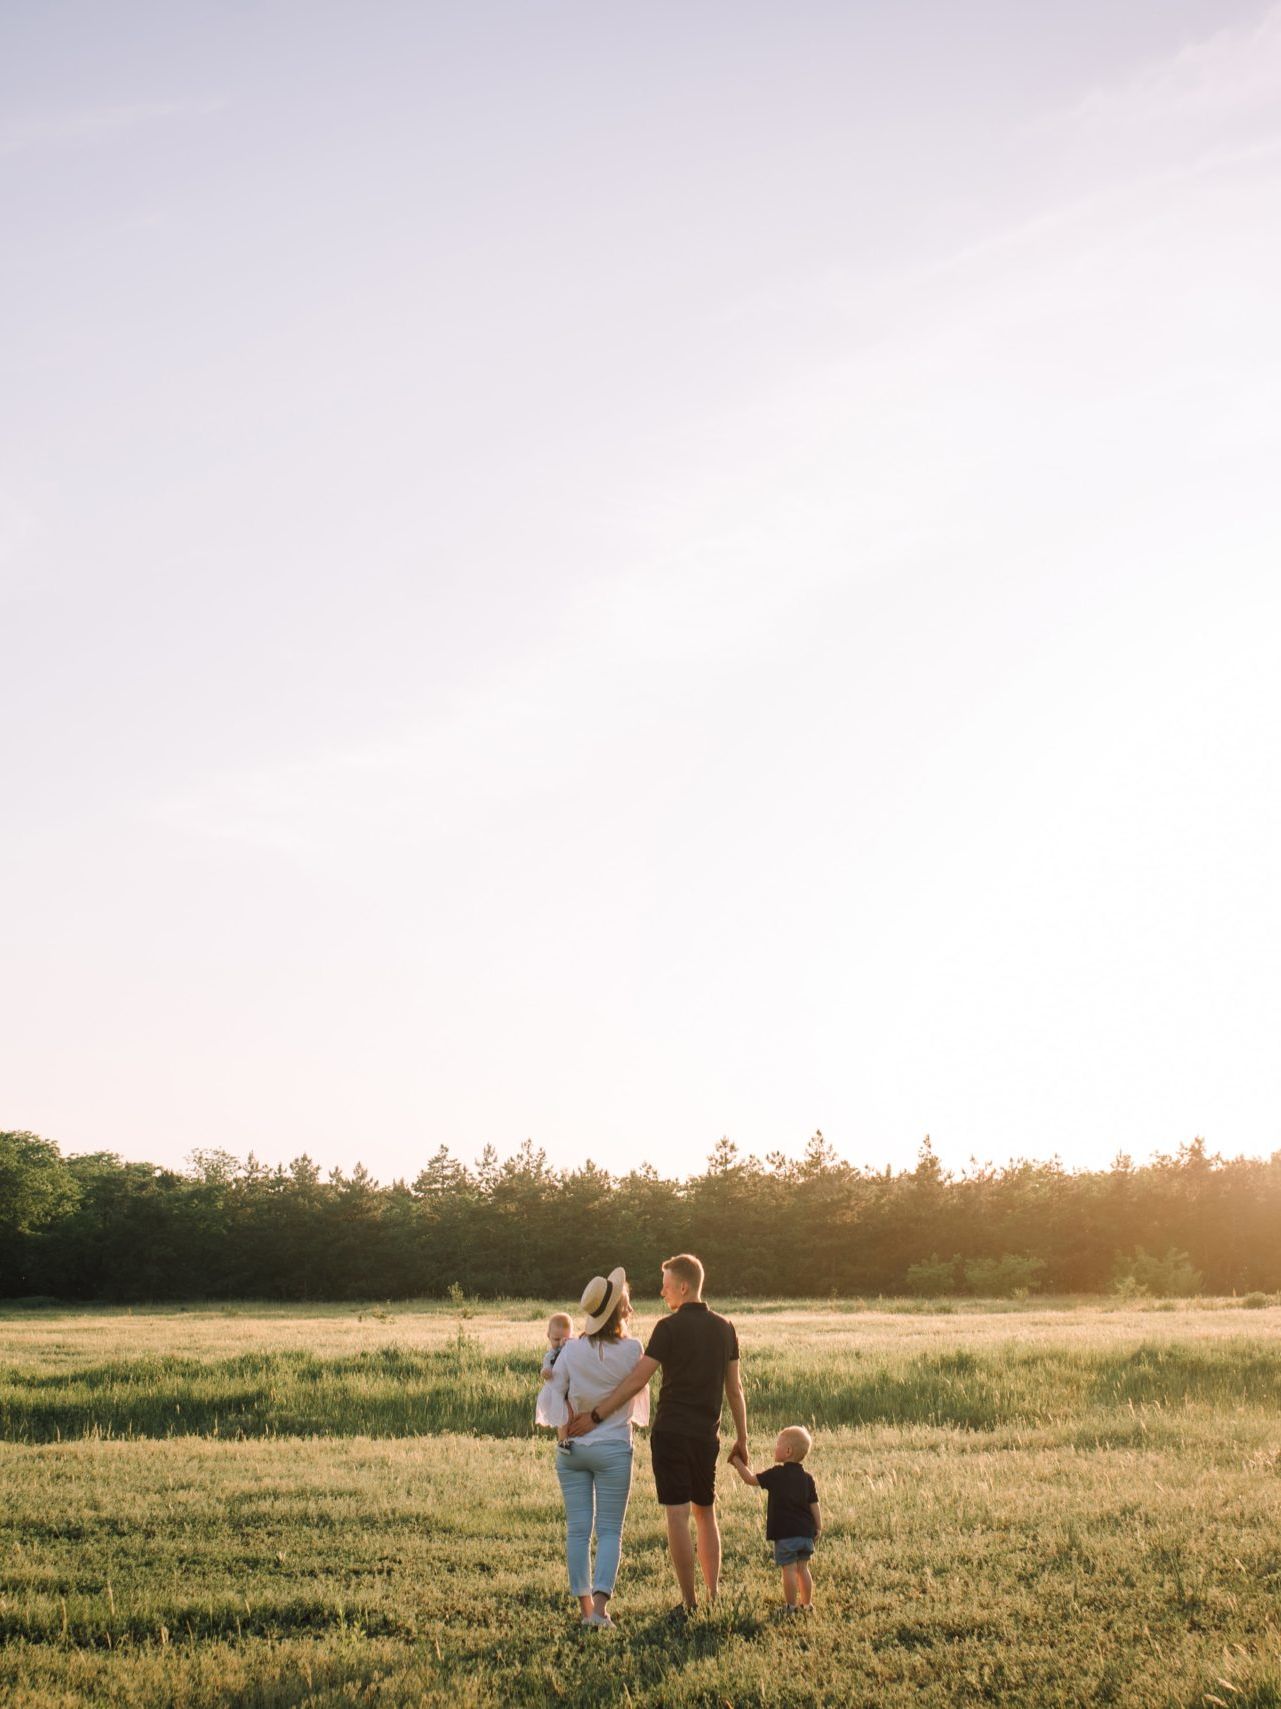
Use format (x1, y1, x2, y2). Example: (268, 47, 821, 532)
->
(773, 1535, 816, 1566)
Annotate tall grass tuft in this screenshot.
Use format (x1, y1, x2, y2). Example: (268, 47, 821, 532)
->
(5, 1336, 1281, 1442)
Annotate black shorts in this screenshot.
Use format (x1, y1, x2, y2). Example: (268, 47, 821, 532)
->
(650, 1427, 718, 1507)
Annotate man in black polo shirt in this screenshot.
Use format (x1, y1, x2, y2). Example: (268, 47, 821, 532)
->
(565, 1252, 747, 1615)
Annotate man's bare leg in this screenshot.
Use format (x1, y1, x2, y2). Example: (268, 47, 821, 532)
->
(664, 1503, 699, 1608)
(692, 1503, 721, 1603)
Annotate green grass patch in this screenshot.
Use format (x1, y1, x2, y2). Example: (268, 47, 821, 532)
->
(3, 1304, 1281, 1706)
(6, 1335, 1281, 1443)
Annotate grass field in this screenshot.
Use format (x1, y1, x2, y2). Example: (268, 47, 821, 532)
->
(3, 1298, 1281, 1707)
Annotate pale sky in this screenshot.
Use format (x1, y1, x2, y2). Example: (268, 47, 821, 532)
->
(3, 0, 1279, 1184)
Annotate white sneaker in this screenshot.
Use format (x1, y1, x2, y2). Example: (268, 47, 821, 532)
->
(583, 1611, 614, 1628)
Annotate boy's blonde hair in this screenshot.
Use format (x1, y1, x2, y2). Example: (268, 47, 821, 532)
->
(778, 1425, 813, 1461)
(548, 1312, 573, 1334)
(661, 1253, 705, 1294)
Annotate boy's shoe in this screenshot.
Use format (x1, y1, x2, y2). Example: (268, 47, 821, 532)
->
(773, 1604, 800, 1618)
(666, 1603, 695, 1623)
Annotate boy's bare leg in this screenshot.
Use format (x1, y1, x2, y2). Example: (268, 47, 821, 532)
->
(796, 1562, 813, 1607)
(664, 1504, 699, 1608)
(781, 1564, 799, 1606)
(692, 1503, 721, 1602)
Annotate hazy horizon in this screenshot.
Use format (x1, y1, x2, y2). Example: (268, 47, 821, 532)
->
(22, 1128, 1277, 1189)
(4, 1, 1279, 1185)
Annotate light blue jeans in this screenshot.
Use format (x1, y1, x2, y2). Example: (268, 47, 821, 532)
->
(555, 1436, 634, 1597)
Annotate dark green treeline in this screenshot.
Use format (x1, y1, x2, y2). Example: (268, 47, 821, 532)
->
(2, 1130, 1279, 1302)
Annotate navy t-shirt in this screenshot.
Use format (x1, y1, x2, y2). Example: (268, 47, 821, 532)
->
(644, 1301, 739, 1439)
(756, 1461, 819, 1540)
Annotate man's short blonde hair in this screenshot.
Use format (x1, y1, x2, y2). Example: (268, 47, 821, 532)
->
(548, 1311, 573, 1333)
(661, 1253, 705, 1293)
(779, 1425, 813, 1461)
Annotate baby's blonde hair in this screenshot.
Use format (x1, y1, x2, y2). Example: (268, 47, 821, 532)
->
(548, 1312, 573, 1335)
(778, 1425, 813, 1461)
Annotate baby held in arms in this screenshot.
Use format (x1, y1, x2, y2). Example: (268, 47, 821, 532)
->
(535, 1311, 574, 1427)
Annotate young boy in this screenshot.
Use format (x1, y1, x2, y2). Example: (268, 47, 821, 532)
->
(535, 1311, 574, 1427)
(729, 1425, 821, 1613)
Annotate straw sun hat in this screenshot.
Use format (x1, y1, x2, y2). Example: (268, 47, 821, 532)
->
(579, 1266, 628, 1334)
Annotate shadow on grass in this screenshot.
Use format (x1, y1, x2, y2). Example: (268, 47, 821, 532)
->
(439, 1594, 767, 1705)
(0, 1596, 416, 1649)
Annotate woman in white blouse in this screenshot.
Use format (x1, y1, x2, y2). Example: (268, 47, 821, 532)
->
(546, 1265, 650, 1628)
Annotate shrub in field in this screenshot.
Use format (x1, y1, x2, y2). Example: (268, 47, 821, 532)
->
(1243, 1292, 1272, 1309)
(904, 1254, 959, 1295)
(1112, 1247, 1203, 1298)
(962, 1254, 1045, 1298)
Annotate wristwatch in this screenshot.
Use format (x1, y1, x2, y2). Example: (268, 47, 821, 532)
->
(590, 1407, 603, 1424)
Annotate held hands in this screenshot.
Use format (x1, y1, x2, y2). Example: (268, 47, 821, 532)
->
(563, 1409, 595, 1439)
(726, 1440, 756, 1484)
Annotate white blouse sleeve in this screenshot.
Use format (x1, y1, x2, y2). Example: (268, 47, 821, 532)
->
(626, 1340, 650, 1428)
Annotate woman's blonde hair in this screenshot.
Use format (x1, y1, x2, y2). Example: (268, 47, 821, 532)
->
(588, 1289, 630, 1344)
